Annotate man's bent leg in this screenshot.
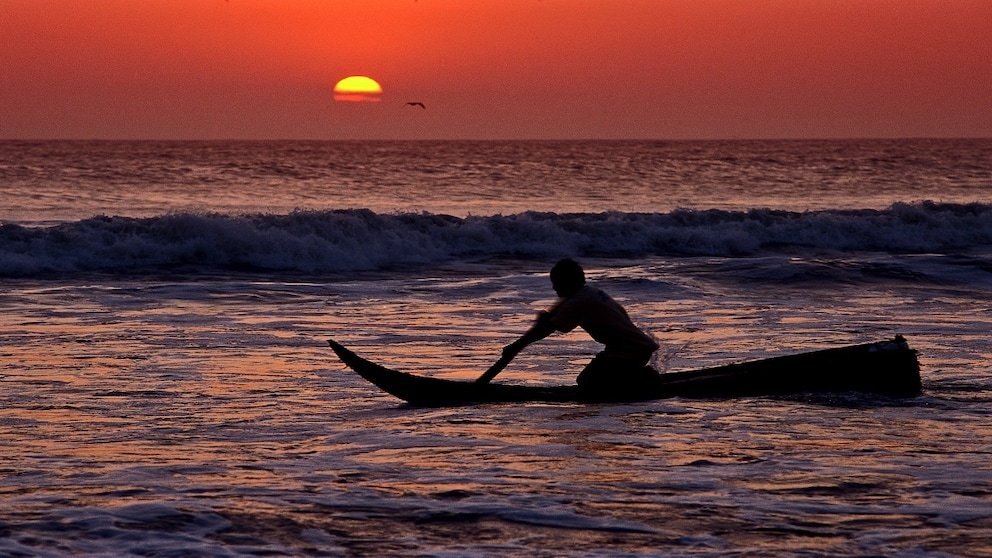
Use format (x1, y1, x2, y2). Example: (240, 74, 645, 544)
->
(576, 352, 659, 392)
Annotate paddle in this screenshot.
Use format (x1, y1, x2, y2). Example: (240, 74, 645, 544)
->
(476, 353, 514, 384)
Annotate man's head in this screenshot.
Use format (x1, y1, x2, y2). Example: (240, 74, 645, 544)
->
(550, 258, 586, 297)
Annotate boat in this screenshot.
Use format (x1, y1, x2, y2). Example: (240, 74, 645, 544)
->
(327, 336, 921, 406)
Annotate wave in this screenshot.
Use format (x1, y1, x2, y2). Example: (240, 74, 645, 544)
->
(2, 202, 992, 277)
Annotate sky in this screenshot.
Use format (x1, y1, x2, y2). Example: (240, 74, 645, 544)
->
(2, 0, 991, 140)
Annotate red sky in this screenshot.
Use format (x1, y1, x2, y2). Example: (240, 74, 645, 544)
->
(2, 0, 990, 140)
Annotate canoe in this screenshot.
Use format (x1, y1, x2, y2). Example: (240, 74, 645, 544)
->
(327, 336, 921, 406)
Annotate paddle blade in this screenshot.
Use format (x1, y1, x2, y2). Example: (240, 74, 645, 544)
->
(476, 354, 513, 384)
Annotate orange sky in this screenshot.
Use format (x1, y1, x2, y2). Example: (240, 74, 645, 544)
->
(2, 0, 990, 139)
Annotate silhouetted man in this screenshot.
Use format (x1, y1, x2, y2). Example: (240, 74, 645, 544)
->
(477, 258, 660, 391)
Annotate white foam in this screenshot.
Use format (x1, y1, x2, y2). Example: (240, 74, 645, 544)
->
(1, 202, 991, 277)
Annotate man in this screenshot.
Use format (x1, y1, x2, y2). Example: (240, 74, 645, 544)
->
(476, 258, 660, 391)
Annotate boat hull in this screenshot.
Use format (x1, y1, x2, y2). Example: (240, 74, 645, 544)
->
(328, 337, 921, 405)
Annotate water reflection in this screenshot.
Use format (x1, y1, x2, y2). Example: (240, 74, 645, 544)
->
(2, 269, 991, 555)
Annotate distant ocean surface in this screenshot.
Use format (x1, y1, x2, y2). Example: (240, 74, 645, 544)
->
(2, 139, 991, 556)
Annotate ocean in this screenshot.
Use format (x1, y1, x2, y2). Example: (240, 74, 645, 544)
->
(1, 139, 991, 556)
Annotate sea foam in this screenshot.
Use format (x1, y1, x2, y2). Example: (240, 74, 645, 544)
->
(1, 202, 991, 277)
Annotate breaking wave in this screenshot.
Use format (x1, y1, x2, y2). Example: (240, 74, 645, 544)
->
(2, 202, 991, 277)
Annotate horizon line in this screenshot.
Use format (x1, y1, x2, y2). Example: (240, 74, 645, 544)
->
(3, 136, 991, 143)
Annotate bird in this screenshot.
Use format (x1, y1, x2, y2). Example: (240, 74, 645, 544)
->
(404, 102, 426, 109)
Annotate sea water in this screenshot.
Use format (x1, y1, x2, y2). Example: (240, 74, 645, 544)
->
(1, 139, 991, 556)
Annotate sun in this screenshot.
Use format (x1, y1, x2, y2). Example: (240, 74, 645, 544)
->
(333, 75, 383, 102)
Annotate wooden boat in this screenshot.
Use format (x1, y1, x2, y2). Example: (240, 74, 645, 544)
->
(328, 336, 921, 406)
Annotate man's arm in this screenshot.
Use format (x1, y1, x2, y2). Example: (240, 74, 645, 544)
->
(476, 312, 557, 384)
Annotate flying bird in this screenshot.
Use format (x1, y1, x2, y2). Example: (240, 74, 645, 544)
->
(405, 102, 426, 109)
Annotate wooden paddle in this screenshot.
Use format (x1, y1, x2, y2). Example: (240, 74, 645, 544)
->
(476, 353, 514, 384)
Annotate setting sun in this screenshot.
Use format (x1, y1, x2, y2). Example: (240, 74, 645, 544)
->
(2, 1, 990, 138)
(333, 75, 383, 102)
